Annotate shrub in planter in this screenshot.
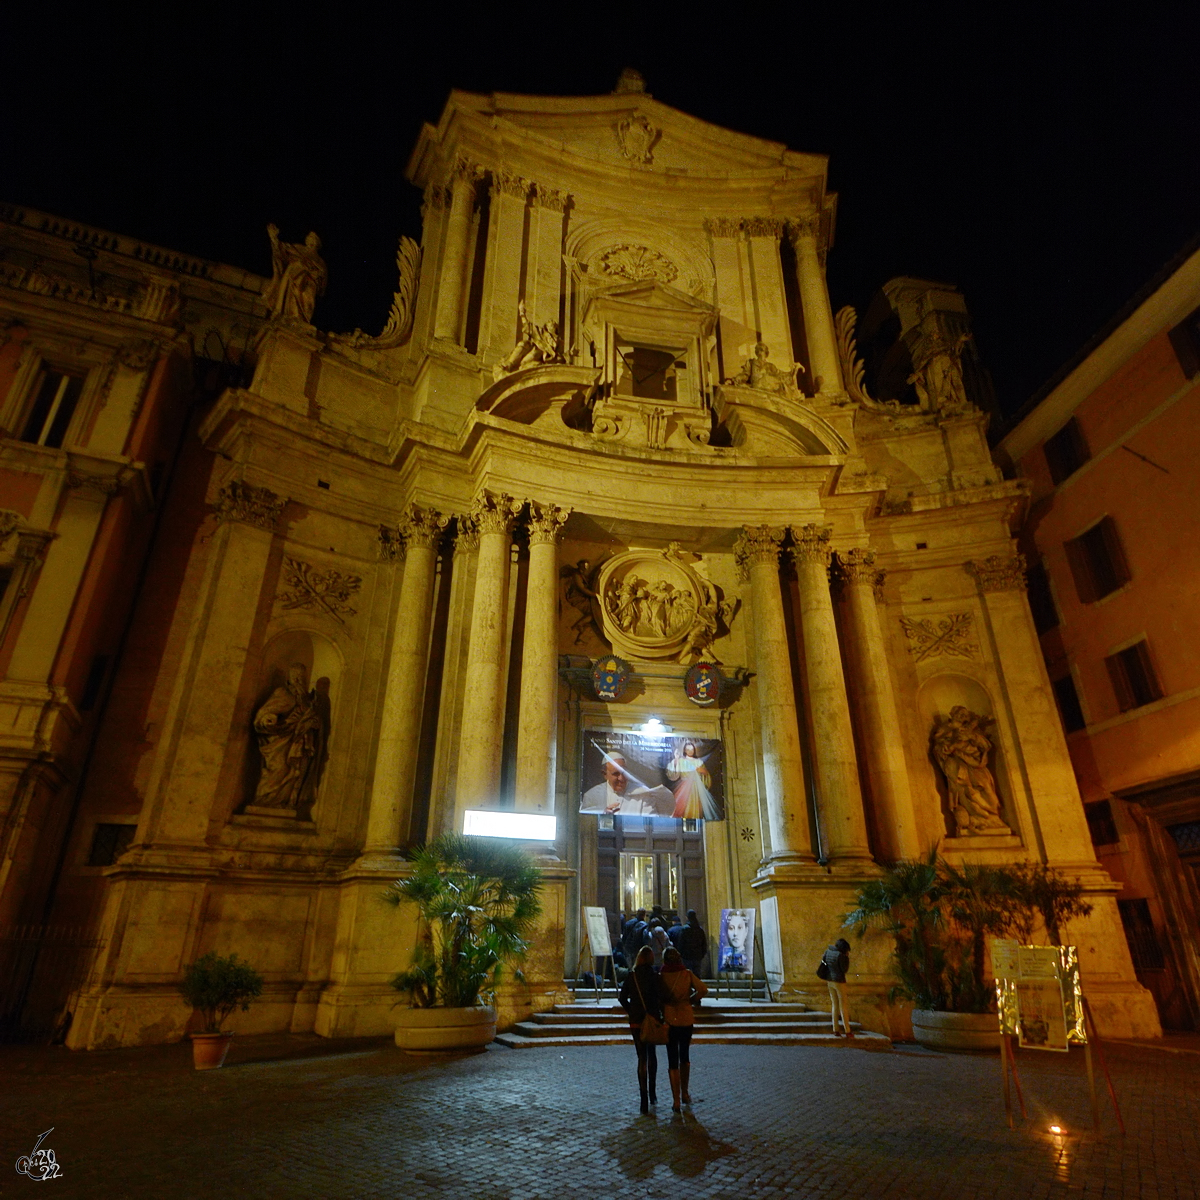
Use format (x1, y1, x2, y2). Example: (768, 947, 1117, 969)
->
(385, 833, 542, 1051)
(178, 953, 264, 1070)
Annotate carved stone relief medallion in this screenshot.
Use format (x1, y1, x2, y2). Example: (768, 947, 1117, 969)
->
(595, 545, 721, 663)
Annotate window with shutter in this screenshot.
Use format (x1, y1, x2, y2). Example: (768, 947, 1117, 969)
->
(1105, 640, 1163, 712)
(1065, 516, 1130, 603)
(1043, 417, 1090, 484)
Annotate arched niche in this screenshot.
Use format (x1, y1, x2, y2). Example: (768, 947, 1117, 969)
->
(237, 627, 343, 821)
(917, 673, 1015, 841)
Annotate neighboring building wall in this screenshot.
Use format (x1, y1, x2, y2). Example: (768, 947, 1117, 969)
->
(999, 244, 1200, 1030)
(0, 204, 266, 1037)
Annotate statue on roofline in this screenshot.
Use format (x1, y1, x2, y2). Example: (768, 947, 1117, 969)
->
(264, 224, 327, 326)
(724, 342, 803, 397)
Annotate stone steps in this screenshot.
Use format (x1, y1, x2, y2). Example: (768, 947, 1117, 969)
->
(496, 999, 890, 1050)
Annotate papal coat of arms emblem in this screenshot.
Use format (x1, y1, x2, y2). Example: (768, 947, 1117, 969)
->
(684, 661, 721, 707)
(591, 655, 632, 702)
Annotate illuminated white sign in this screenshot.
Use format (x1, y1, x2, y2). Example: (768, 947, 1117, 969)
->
(462, 810, 558, 841)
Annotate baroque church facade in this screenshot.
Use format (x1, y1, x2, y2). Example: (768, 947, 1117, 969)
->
(0, 80, 1160, 1046)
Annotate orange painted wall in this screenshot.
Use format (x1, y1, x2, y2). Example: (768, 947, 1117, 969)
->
(1018, 329, 1200, 799)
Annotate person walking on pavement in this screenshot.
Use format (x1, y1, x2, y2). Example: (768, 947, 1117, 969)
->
(822, 937, 854, 1038)
(660, 947, 707, 1111)
(678, 909, 708, 977)
(618, 946, 664, 1113)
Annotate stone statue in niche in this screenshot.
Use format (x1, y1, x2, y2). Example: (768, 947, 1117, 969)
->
(908, 332, 973, 415)
(250, 663, 329, 814)
(560, 558, 601, 645)
(492, 299, 563, 380)
(263, 225, 327, 326)
(931, 706, 1011, 836)
(725, 342, 803, 397)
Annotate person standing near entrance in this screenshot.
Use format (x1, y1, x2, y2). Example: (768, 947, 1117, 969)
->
(679, 909, 708, 977)
(822, 937, 854, 1038)
(618, 946, 664, 1114)
(660, 947, 707, 1111)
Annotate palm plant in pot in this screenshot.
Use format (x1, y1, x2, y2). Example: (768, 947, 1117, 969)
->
(845, 850, 1025, 1051)
(178, 952, 264, 1070)
(385, 832, 542, 1052)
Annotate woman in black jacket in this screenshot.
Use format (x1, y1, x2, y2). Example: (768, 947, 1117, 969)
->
(618, 946, 664, 1113)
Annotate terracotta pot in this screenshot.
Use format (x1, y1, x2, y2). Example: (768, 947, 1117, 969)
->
(190, 1032, 235, 1070)
(910, 1009, 1000, 1052)
(394, 1005, 496, 1053)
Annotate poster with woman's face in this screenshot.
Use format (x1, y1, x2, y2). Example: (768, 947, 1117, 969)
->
(718, 908, 755, 974)
(579, 730, 725, 820)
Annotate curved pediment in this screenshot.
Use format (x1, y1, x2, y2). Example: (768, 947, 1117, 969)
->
(475, 364, 599, 425)
(714, 385, 849, 457)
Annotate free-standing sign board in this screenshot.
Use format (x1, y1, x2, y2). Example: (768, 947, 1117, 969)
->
(583, 906, 613, 958)
(717, 908, 755, 974)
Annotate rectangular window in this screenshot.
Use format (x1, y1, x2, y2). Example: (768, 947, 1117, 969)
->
(20, 368, 86, 448)
(1043, 416, 1090, 484)
(1117, 897, 1165, 971)
(1085, 800, 1119, 846)
(1052, 674, 1087, 733)
(617, 345, 681, 401)
(1105, 640, 1163, 712)
(87, 823, 137, 867)
(1026, 560, 1060, 634)
(1064, 516, 1130, 602)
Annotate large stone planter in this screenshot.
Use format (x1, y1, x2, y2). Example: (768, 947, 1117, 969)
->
(910, 1009, 1000, 1052)
(393, 1005, 496, 1053)
(190, 1032, 235, 1070)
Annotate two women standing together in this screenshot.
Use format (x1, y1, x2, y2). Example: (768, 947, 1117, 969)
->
(618, 945, 708, 1114)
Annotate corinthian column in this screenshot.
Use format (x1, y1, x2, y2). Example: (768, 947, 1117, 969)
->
(454, 492, 521, 824)
(514, 503, 569, 813)
(836, 548, 919, 862)
(364, 504, 448, 854)
(786, 216, 842, 397)
(433, 157, 477, 342)
(790, 524, 871, 865)
(734, 526, 813, 861)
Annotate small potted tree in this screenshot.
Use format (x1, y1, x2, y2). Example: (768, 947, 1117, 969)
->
(385, 833, 542, 1052)
(178, 952, 264, 1070)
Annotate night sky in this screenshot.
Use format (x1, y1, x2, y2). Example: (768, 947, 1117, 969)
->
(4, 5, 1197, 420)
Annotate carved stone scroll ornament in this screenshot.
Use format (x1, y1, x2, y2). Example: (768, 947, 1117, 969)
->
(527, 502, 570, 545)
(616, 114, 658, 165)
(492, 299, 563, 381)
(277, 556, 362, 625)
(931, 706, 1012, 836)
(213, 481, 285, 531)
(333, 237, 421, 350)
(250, 662, 328, 814)
(724, 341, 803, 397)
(595, 244, 678, 286)
(967, 554, 1027, 593)
(834, 307, 908, 414)
(900, 613, 978, 662)
(733, 525, 785, 583)
(263, 224, 327, 326)
(595, 545, 725, 663)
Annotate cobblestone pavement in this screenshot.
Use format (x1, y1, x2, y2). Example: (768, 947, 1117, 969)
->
(3, 1033, 1198, 1199)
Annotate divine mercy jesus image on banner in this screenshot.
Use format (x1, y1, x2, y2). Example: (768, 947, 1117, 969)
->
(579, 729, 725, 820)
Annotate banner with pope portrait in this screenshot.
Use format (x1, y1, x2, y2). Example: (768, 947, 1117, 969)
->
(579, 728, 725, 820)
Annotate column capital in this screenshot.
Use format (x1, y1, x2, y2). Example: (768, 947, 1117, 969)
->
(448, 154, 482, 186)
(532, 182, 570, 212)
(785, 214, 822, 245)
(790, 523, 833, 567)
(398, 503, 448, 551)
(743, 216, 784, 238)
(967, 553, 1027, 592)
(703, 217, 743, 238)
(470, 491, 521, 537)
(454, 516, 479, 555)
(492, 169, 530, 200)
(836, 547, 877, 583)
(734, 525, 785, 580)
(527, 502, 570, 545)
(213, 480, 285, 531)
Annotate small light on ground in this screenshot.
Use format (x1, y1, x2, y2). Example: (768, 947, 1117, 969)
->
(1049, 1125, 1063, 1134)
